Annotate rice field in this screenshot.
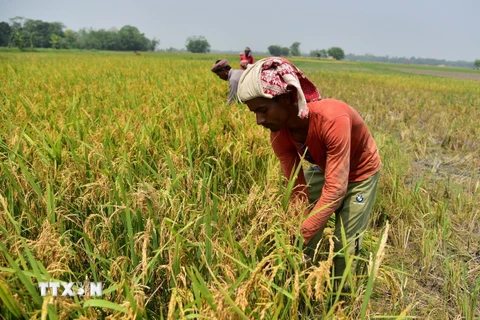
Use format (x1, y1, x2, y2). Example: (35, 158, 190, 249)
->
(0, 51, 479, 319)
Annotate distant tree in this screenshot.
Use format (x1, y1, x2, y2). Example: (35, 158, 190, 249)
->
(327, 47, 345, 60)
(50, 34, 61, 49)
(23, 20, 41, 48)
(290, 42, 301, 56)
(318, 49, 328, 58)
(118, 25, 149, 51)
(0, 22, 11, 47)
(27, 31, 36, 50)
(23, 19, 65, 48)
(185, 35, 210, 53)
(9, 16, 25, 33)
(95, 29, 120, 50)
(149, 38, 160, 51)
(9, 16, 26, 50)
(12, 30, 25, 51)
(63, 29, 78, 48)
(268, 45, 282, 56)
(2, 17, 157, 51)
(268, 45, 290, 56)
(310, 49, 328, 58)
(474, 59, 480, 68)
(76, 28, 101, 50)
(281, 47, 290, 56)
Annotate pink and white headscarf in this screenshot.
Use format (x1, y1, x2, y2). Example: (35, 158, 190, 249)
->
(237, 57, 321, 119)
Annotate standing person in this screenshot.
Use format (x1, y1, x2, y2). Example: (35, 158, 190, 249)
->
(211, 59, 244, 104)
(237, 57, 381, 282)
(240, 47, 254, 70)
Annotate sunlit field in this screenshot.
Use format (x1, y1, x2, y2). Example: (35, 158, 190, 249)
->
(0, 51, 479, 319)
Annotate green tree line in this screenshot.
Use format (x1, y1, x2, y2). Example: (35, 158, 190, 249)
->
(344, 53, 477, 69)
(310, 47, 345, 60)
(268, 43, 346, 61)
(0, 17, 159, 51)
(267, 42, 304, 57)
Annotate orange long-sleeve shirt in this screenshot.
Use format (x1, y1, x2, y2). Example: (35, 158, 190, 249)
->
(270, 99, 381, 243)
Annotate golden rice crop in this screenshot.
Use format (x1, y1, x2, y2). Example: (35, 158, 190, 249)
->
(0, 51, 478, 319)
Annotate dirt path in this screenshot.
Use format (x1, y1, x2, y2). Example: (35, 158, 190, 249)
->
(390, 67, 480, 81)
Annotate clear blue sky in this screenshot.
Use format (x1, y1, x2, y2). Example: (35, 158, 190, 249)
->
(1, 0, 479, 61)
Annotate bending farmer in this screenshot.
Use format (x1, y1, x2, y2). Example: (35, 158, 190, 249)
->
(237, 57, 381, 280)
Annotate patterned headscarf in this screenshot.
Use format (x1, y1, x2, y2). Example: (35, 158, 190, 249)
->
(237, 57, 320, 119)
(211, 59, 230, 72)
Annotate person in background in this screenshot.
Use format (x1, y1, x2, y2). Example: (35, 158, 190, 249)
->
(240, 47, 254, 70)
(237, 57, 381, 284)
(211, 59, 244, 104)
(240, 60, 250, 70)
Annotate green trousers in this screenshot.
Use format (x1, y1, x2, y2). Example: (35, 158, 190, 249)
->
(303, 166, 380, 279)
